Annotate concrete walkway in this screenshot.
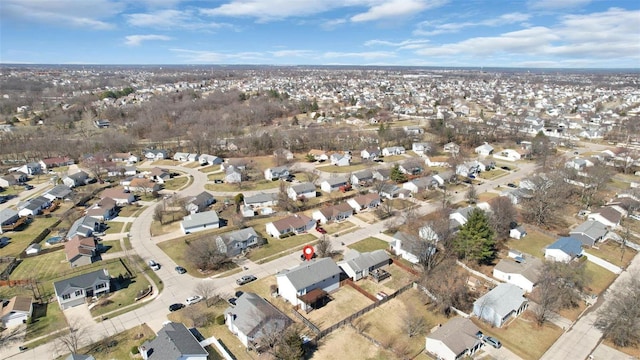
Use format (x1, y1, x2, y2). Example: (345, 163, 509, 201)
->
(584, 253, 622, 274)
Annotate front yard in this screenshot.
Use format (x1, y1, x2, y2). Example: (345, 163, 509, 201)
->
(157, 235, 238, 278)
(584, 261, 617, 296)
(246, 234, 317, 262)
(506, 229, 556, 258)
(585, 240, 637, 268)
(70, 324, 156, 360)
(348, 237, 390, 252)
(310, 326, 396, 360)
(162, 176, 190, 190)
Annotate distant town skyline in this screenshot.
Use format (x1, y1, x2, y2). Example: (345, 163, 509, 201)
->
(1, 0, 639, 68)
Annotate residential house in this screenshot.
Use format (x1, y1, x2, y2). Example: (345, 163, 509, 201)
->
(308, 149, 329, 162)
(127, 178, 160, 193)
(44, 184, 73, 201)
(495, 149, 521, 161)
(425, 318, 483, 360)
(449, 206, 474, 229)
(0, 296, 32, 328)
(187, 153, 199, 162)
(347, 193, 381, 212)
(379, 183, 403, 199)
(215, 227, 262, 257)
(360, 147, 380, 160)
(390, 231, 424, 264)
(569, 220, 608, 247)
(545, 237, 583, 262)
(412, 142, 432, 156)
(403, 176, 436, 194)
(330, 152, 351, 166)
(350, 170, 374, 185)
(443, 142, 460, 155)
(372, 168, 391, 182)
(67, 216, 102, 239)
(432, 170, 455, 187)
(320, 177, 349, 193)
(456, 161, 484, 177)
(53, 269, 110, 310)
(276, 258, 341, 312)
(101, 187, 135, 205)
(139, 322, 208, 360)
(185, 191, 215, 214)
(180, 211, 220, 234)
(403, 126, 424, 135)
(337, 249, 390, 281)
(17, 196, 52, 217)
(287, 182, 317, 201)
(144, 149, 168, 160)
(86, 197, 118, 221)
(475, 142, 494, 156)
(565, 158, 594, 171)
(39, 156, 74, 170)
(62, 171, 89, 188)
(382, 146, 406, 156)
(509, 226, 527, 239)
(225, 167, 243, 184)
(587, 206, 623, 228)
(312, 203, 353, 224)
(199, 154, 223, 166)
(110, 152, 138, 163)
(473, 283, 528, 327)
(149, 167, 171, 184)
(273, 148, 294, 161)
(0, 209, 20, 234)
(243, 194, 276, 210)
(225, 292, 293, 350)
(0, 175, 18, 188)
(265, 214, 315, 239)
(65, 235, 97, 267)
(264, 166, 290, 181)
(399, 161, 423, 175)
(493, 254, 542, 293)
(16, 162, 42, 176)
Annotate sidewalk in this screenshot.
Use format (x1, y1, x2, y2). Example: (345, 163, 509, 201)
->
(584, 253, 622, 274)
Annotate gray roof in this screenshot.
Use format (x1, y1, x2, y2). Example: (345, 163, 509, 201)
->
(324, 177, 349, 187)
(190, 191, 214, 206)
(494, 255, 542, 283)
(65, 355, 95, 360)
(570, 220, 607, 246)
(352, 170, 373, 180)
(547, 237, 583, 257)
(47, 185, 73, 199)
(182, 210, 219, 228)
(244, 193, 278, 205)
(53, 269, 110, 296)
(217, 227, 259, 246)
(475, 283, 527, 318)
(427, 317, 481, 357)
(291, 182, 316, 194)
(67, 216, 100, 239)
(141, 322, 207, 359)
(338, 249, 389, 273)
(0, 208, 18, 224)
(225, 292, 291, 340)
(277, 258, 341, 291)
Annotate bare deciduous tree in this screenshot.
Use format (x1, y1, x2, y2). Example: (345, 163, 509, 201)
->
(185, 238, 232, 272)
(54, 319, 87, 355)
(595, 275, 640, 347)
(521, 172, 570, 227)
(488, 196, 518, 240)
(315, 235, 339, 259)
(195, 282, 220, 307)
(465, 185, 478, 204)
(402, 305, 427, 338)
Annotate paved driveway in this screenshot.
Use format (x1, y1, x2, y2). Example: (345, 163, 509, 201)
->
(63, 303, 95, 327)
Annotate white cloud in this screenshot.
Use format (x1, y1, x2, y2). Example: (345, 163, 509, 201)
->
(127, 9, 230, 31)
(528, 0, 592, 10)
(351, 0, 447, 22)
(323, 51, 397, 59)
(270, 50, 316, 57)
(1, 0, 123, 29)
(364, 39, 430, 50)
(170, 49, 267, 63)
(125, 35, 172, 46)
(413, 12, 531, 36)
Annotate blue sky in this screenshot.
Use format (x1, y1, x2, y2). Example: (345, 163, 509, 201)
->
(1, 0, 639, 68)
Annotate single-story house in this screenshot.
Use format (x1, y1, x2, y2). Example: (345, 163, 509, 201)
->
(0, 175, 18, 188)
(39, 156, 75, 170)
(587, 206, 623, 228)
(17, 196, 52, 217)
(350, 170, 374, 185)
(53, 269, 110, 310)
(264, 166, 290, 181)
(149, 167, 171, 183)
(287, 182, 317, 201)
(62, 171, 89, 188)
(86, 197, 118, 221)
(308, 149, 329, 162)
(265, 214, 315, 239)
(65, 235, 97, 267)
(390, 231, 423, 264)
(101, 187, 135, 205)
(0, 208, 20, 233)
(569, 220, 608, 247)
(67, 216, 102, 239)
(403, 176, 437, 193)
(199, 154, 223, 166)
(378, 184, 402, 199)
(225, 167, 243, 184)
(181, 211, 220, 234)
(425, 317, 483, 360)
(312, 203, 353, 224)
(16, 162, 42, 176)
(382, 146, 405, 156)
(0, 296, 32, 328)
(337, 249, 390, 281)
(360, 148, 380, 160)
(330, 152, 351, 166)
(127, 178, 160, 193)
(493, 254, 542, 293)
(225, 292, 293, 350)
(496, 149, 521, 161)
(475, 142, 494, 156)
(449, 206, 474, 229)
(144, 149, 168, 160)
(473, 283, 528, 327)
(185, 191, 215, 214)
(139, 322, 208, 360)
(215, 227, 262, 257)
(432, 170, 455, 187)
(545, 237, 583, 263)
(243, 193, 278, 209)
(276, 258, 342, 312)
(509, 226, 527, 239)
(320, 177, 349, 193)
(372, 168, 391, 182)
(346, 193, 381, 212)
(412, 142, 432, 155)
(110, 152, 138, 163)
(44, 184, 73, 201)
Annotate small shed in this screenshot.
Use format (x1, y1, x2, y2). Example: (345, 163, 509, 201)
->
(510, 226, 527, 239)
(25, 243, 42, 255)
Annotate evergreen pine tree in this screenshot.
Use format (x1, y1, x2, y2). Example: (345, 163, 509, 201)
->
(454, 208, 496, 264)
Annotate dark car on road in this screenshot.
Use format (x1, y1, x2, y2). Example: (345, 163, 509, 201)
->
(175, 266, 187, 274)
(507, 183, 517, 188)
(501, 166, 511, 171)
(236, 275, 257, 285)
(169, 303, 185, 312)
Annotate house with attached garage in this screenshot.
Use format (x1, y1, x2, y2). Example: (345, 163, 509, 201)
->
(225, 167, 243, 184)
(264, 166, 290, 181)
(180, 210, 220, 234)
(63, 171, 90, 188)
(308, 149, 329, 162)
(139, 322, 208, 360)
(101, 187, 135, 205)
(199, 154, 223, 166)
(475, 142, 494, 156)
(382, 146, 406, 156)
(53, 269, 110, 310)
(330, 152, 351, 166)
(39, 156, 75, 170)
(425, 317, 484, 360)
(86, 197, 118, 221)
(412, 142, 432, 156)
(402, 176, 436, 194)
(509, 225, 527, 239)
(545, 237, 583, 263)
(443, 142, 460, 155)
(449, 206, 474, 229)
(312, 203, 353, 224)
(265, 214, 315, 239)
(350, 170, 374, 185)
(390, 231, 424, 264)
(473, 283, 528, 327)
(225, 292, 293, 350)
(17, 196, 52, 217)
(0, 296, 32, 328)
(360, 147, 381, 160)
(127, 178, 160, 193)
(243, 193, 278, 209)
(587, 206, 624, 228)
(347, 193, 381, 212)
(16, 162, 42, 176)
(287, 182, 317, 201)
(0, 175, 18, 188)
(432, 170, 455, 187)
(569, 220, 608, 247)
(493, 252, 542, 293)
(67, 216, 102, 240)
(184, 191, 215, 214)
(65, 235, 98, 267)
(149, 167, 171, 184)
(144, 149, 168, 160)
(337, 249, 390, 281)
(276, 258, 342, 312)
(215, 227, 262, 257)
(320, 177, 350, 193)
(110, 152, 138, 163)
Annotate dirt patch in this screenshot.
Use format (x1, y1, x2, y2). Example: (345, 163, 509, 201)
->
(310, 326, 395, 360)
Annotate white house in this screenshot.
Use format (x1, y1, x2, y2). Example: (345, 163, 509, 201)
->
(144, 149, 167, 160)
(412, 142, 431, 156)
(495, 149, 521, 161)
(443, 142, 460, 155)
(225, 167, 243, 184)
(215, 227, 262, 257)
(320, 177, 349, 193)
(0, 296, 32, 328)
(587, 206, 623, 228)
(473, 283, 528, 327)
(139, 322, 208, 360)
(360, 148, 380, 160)
(330, 152, 351, 166)
(545, 237, 583, 263)
(347, 193, 381, 212)
(180, 210, 220, 234)
(425, 318, 483, 360)
(173, 152, 189, 162)
(390, 231, 422, 264)
(264, 166, 290, 181)
(287, 182, 317, 201)
(337, 249, 390, 281)
(276, 258, 342, 312)
(312, 203, 353, 224)
(509, 225, 527, 239)
(53, 269, 110, 310)
(475, 142, 494, 156)
(382, 146, 405, 156)
(265, 214, 315, 239)
(493, 254, 542, 293)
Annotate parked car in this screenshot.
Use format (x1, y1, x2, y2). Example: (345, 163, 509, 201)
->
(186, 295, 203, 305)
(18, 346, 28, 351)
(501, 166, 511, 171)
(227, 297, 237, 306)
(23, 184, 34, 190)
(169, 303, 185, 312)
(175, 266, 187, 274)
(236, 275, 257, 285)
(468, 174, 476, 179)
(148, 260, 160, 271)
(316, 227, 327, 234)
(507, 183, 517, 188)
(214, 179, 224, 184)
(483, 336, 502, 349)
(375, 291, 389, 300)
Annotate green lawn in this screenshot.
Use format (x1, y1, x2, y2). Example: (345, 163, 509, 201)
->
(182, 161, 202, 168)
(506, 230, 556, 258)
(349, 237, 389, 252)
(25, 301, 67, 342)
(246, 234, 317, 261)
(101, 240, 123, 254)
(70, 324, 155, 360)
(478, 169, 509, 180)
(585, 241, 636, 268)
(584, 261, 617, 295)
(104, 223, 125, 234)
(163, 176, 190, 190)
(205, 179, 281, 192)
(11, 250, 69, 283)
(1, 217, 59, 257)
(118, 205, 145, 217)
(198, 164, 221, 173)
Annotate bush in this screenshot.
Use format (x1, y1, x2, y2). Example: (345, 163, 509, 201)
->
(215, 314, 225, 325)
(131, 345, 139, 354)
